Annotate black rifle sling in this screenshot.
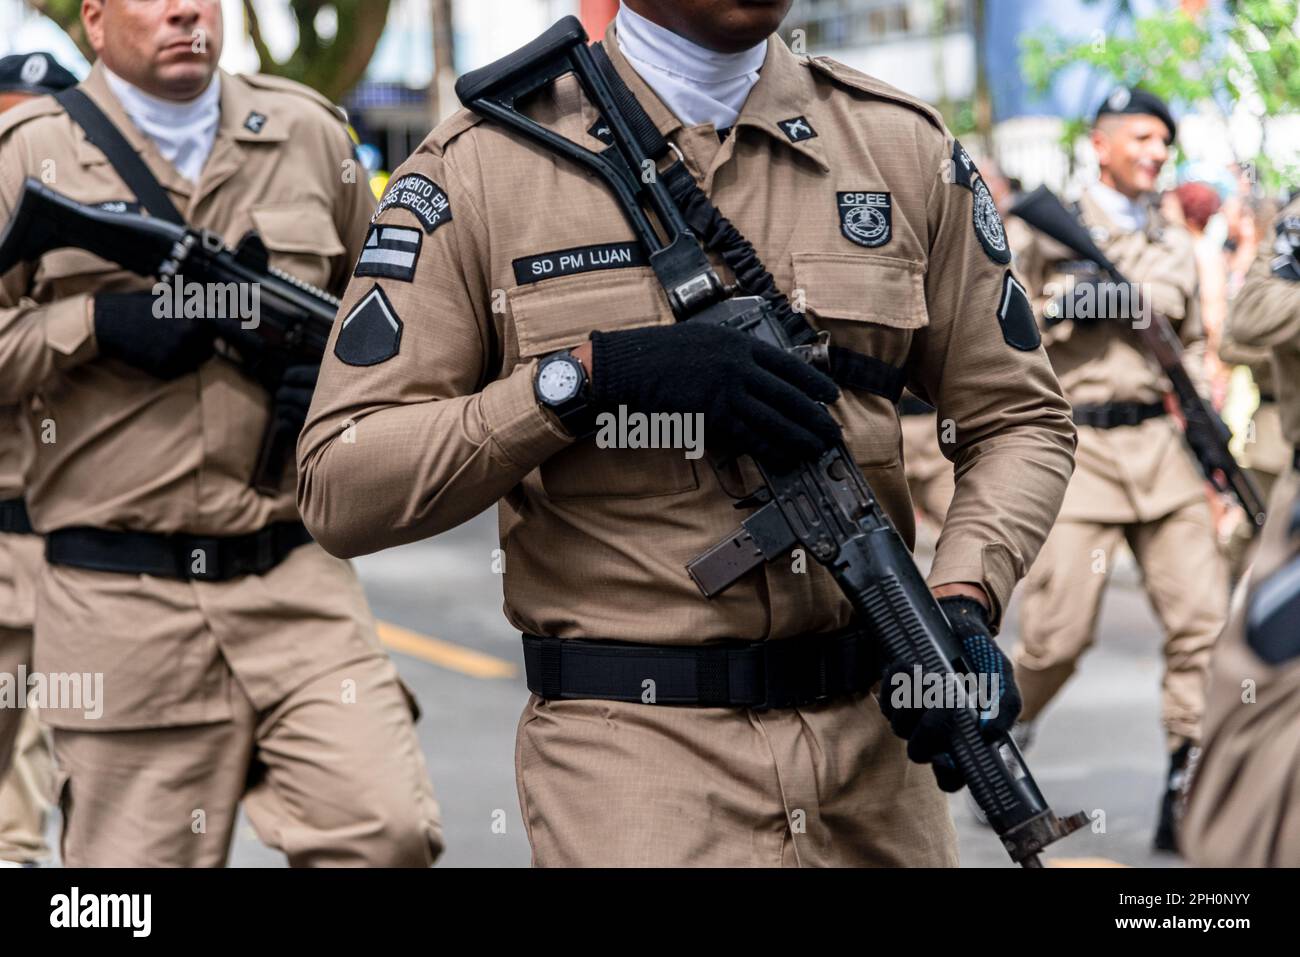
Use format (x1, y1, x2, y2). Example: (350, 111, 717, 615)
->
(588, 43, 906, 404)
(55, 88, 186, 226)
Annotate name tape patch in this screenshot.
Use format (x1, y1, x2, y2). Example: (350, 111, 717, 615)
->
(512, 241, 648, 286)
(837, 191, 892, 248)
(375, 173, 452, 234)
(354, 224, 423, 282)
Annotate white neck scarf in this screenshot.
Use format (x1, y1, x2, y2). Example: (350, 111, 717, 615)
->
(1088, 180, 1149, 232)
(104, 68, 222, 184)
(615, 4, 766, 131)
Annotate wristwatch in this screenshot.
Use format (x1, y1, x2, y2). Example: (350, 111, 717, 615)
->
(534, 349, 596, 438)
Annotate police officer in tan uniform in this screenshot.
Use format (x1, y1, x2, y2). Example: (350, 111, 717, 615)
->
(1008, 88, 1229, 850)
(0, 0, 441, 866)
(300, 0, 1075, 867)
(1182, 195, 1300, 866)
(0, 51, 78, 866)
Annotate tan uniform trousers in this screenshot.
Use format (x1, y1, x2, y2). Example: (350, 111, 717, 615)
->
(0, 625, 31, 785)
(53, 652, 444, 867)
(515, 691, 958, 867)
(0, 699, 52, 863)
(1013, 499, 1228, 749)
(1182, 469, 1300, 866)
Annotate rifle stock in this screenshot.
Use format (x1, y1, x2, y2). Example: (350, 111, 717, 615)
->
(1009, 186, 1268, 531)
(0, 179, 341, 491)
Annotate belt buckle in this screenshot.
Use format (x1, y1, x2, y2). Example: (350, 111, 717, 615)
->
(181, 535, 223, 581)
(758, 638, 830, 710)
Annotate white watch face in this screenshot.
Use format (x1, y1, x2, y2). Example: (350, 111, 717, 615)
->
(538, 358, 581, 403)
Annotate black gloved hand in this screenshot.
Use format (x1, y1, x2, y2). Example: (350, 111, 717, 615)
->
(877, 595, 1022, 793)
(272, 364, 320, 438)
(589, 323, 841, 468)
(93, 291, 214, 380)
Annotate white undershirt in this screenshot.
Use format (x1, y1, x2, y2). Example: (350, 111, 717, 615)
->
(615, 3, 765, 130)
(1088, 181, 1149, 232)
(104, 68, 221, 184)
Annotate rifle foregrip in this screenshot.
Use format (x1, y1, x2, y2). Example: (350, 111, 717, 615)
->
(839, 528, 1087, 864)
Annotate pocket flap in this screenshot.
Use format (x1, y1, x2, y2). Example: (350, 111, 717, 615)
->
(250, 204, 345, 257)
(508, 268, 673, 358)
(792, 251, 927, 329)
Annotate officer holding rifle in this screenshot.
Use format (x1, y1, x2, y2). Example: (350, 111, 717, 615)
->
(300, 0, 1075, 866)
(0, 0, 440, 865)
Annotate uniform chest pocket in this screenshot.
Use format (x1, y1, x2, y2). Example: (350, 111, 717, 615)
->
(792, 251, 928, 368)
(507, 269, 700, 500)
(249, 203, 345, 291)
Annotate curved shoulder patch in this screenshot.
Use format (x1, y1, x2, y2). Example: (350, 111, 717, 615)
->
(805, 56, 945, 132)
(238, 72, 348, 123)
(0, 93, 65, 145)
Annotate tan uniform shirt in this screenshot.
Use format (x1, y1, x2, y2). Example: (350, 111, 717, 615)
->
(1228, 196, 1300, 447)
(299, 29, 1075, 637)
(0, 65, 379, 728)
(1185, 204, 1300, 863)
(1009, 191, 1207, 523)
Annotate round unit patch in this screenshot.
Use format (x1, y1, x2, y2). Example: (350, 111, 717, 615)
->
(972, 178, 1010, 264)
(837, 191, 892, 249)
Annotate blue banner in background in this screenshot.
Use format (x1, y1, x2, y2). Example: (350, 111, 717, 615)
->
(985, 0, 1231, 124)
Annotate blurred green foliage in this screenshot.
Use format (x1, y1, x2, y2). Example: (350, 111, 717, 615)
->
(1019, 0, 1300, 190)
(25, 0, 392, 101)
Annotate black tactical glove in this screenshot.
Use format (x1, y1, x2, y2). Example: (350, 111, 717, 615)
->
(877, 595, 1023, 793)
(93, 291, 214, 380)
(1044, 277, 1136, 327)
(271, 364, 319, 438)
(589, 323, 841, 468)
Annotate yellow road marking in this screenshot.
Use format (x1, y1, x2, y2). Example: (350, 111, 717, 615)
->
(377, 620, 518, 680)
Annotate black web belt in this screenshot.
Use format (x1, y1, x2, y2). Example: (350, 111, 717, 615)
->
(1293, 446, 1300, 473)
(45, 521, 312, 581)
(522, 625, 880, 710)
(0, 499, 34, 536)
(1072, 400, 1166, 429)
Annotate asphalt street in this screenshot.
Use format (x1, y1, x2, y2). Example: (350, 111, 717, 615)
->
(226, 507, 1188, 869)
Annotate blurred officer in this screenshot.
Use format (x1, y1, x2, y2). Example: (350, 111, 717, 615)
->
(298, 0, 1075, 867)
(0, 0, 441, 866)
(1008, 88, 1229, 851)
(1182, 194, 1300, 865)
(899, 394, 954, 531)
(0, 51, 77, 866)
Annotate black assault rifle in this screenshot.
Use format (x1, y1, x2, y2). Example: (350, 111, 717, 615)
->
(1010, 186, 1268, 532)
(456, 16, 1087, 867)
(0, 179, 340, 492)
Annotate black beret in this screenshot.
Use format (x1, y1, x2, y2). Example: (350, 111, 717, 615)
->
(0, 52, 78, 97)
(1095, 86, 1176, 144)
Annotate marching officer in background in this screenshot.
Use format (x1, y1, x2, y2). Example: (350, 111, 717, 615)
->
(1008, 87, 1229, 851)
(900, 394, 955, 534)
(0, 51, 78, 866)
(298, 0, 1075, 866)
(1183, 194, 1300, 866)
(0, 0, 441, 866)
